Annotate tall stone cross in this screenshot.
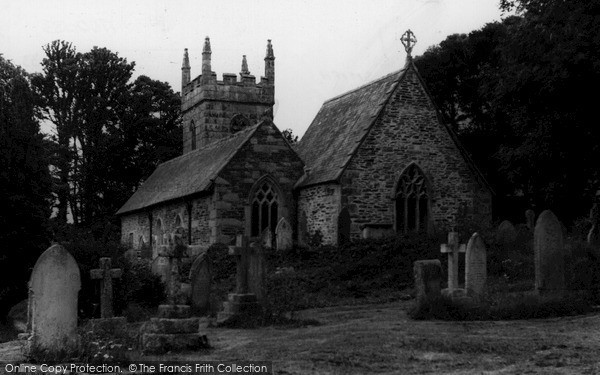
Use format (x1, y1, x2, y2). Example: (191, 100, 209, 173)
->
(90, 257, 122, 318)
(440, 232, 466, 292)
(160, 230, 188, 304)
(401, 29, 417, 56)
(228, 234, 250, 295)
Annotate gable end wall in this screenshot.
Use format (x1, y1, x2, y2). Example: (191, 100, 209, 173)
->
(341, 67, 491, 238)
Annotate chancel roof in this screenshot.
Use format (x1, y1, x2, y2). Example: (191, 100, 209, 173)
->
(295, 69, 405, 187)
(116, 123, 261, 215)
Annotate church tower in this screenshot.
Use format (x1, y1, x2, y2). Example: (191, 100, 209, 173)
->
(181, 37, 276, 153)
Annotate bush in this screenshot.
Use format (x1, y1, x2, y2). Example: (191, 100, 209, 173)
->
(260, 233, 440, 311)
(114, 258, 166, 319)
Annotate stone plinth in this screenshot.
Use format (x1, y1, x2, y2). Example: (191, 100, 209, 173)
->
(141, 306, 209, 354)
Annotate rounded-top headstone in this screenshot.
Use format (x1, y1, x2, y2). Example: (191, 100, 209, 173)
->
(30, 244, 80, 354)
(465, 233, 487, 299)
(534, 210, 565, 295)
(497, 220, 517, 245)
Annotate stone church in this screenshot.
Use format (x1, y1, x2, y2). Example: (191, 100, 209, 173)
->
(117, 32, 492, 257)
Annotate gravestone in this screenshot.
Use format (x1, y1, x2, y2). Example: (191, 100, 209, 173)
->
(413, 260, 442, 309)
(152, 255, 171, 285)
(534, 210, 565, 296)
(338, 206, 351, 245)
(248, 242, 266, 305)
(497, 220, 517, 245)
(141, 234, 208, 354)
(29, 244, 80, 356)
(275, 218, 293, 251)
(465, 233, 487, 300)
(189, 253, 211, 315)
(440, 232, 466, 293)
(90, 257, 122, 318)
(219, 235, 262, 323)
(525, 209, 535, 232)
(261, 228, 273, 249)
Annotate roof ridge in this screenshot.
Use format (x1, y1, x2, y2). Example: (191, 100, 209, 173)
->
(324, 69, 405, 104)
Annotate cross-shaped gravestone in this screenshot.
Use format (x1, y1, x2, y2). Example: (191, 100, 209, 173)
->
(401, 29, 417, 56)
(228, 234, 250, 294)
(90, 257, 122, 318)
(440, 232, 466, 292)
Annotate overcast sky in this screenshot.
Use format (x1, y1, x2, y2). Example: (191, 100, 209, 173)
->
(1, 0, 505, 138)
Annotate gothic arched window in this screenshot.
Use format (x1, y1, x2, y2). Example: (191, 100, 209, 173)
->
(189, 121, 197, 150)
(251, 181, 279, 237)
(395, 164, 430, 233)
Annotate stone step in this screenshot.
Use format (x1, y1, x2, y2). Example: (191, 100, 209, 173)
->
(157, 304, 191, 319)
(141, 333, 209, 354)
(144, 318, 199, 334)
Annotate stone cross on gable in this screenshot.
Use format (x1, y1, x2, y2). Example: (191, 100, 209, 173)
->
(440, 232, 466, 292)
(401, 29, 417, 56)
(228, 234, 250, 294)
(90, 257, 122, 318)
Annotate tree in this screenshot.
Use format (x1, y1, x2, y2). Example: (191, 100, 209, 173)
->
(0, 55, 52, 314)
(31, 41, 79, 225)
(416, 1, 600, 222)
(34, 41, 181, 232)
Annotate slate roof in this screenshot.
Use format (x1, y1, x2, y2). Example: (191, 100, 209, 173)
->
(116, 123, 262, 215)
(295, 61, 491, 192)
(295, 69, 404, 187)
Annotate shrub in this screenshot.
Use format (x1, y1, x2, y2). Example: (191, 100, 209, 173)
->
(264, 268, 308, 320)
(114, 258, 166, 318)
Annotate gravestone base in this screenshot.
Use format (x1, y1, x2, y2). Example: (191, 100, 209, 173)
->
(89, 317, 127, 335)
(217, 293, 261, 324)
(141, 306, 209, 354)
(442, 288, 480, 309)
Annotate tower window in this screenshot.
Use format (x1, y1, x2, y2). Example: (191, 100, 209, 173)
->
(395, 164, 429, 233)
(251, 182, 279, 237)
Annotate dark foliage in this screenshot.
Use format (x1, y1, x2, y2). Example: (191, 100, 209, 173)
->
(416, 1, 600, 224)
(0, 56, 52, 319)
(32, 41, 181, 228)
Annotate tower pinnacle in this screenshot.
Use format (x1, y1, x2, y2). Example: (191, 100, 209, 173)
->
(241, 55, 250, 75)
(264, 39, 275, 85)
(202, 36, 212, 76)
(181, 48, 191, 89)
